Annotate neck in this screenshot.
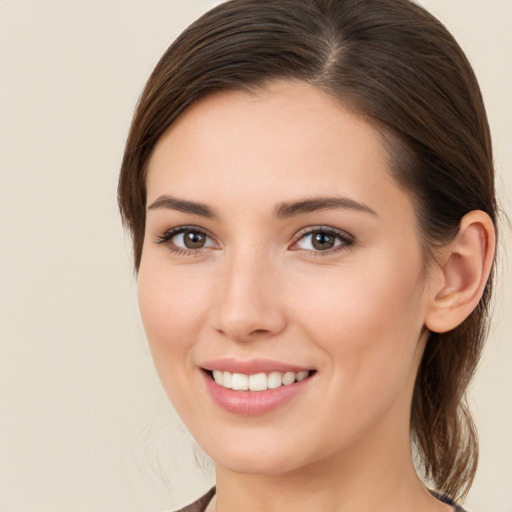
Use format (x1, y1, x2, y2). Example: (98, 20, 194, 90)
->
(215, 447, 446, 512)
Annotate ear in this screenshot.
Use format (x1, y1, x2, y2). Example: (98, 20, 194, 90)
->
(425, 210, 496, 333)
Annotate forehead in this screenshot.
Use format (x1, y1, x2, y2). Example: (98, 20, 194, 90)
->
(146, 80, 409, 220)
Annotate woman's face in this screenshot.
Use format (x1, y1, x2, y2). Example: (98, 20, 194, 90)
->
(138, 81, 435, 475)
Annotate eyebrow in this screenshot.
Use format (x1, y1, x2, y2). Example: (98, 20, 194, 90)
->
(274, 197, 377, 219)
(147, 195, 217, 218)
(146, 194, 377, 219)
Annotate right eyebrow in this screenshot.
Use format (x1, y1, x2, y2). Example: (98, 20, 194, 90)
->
(146, 195, 218, 219)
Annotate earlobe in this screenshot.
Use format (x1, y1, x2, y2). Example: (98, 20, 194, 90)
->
(425, 210, 495, 334)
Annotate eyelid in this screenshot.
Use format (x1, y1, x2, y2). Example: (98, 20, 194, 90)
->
(154, 225, 218, 252)
(153, 224, 354, 256)
(290, 225, 355, 254)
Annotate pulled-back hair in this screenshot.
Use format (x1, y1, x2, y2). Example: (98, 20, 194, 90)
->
(118, 0, 497, 500)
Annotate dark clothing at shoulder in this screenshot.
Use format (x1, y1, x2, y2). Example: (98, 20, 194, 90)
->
(431, 490, 467, 512)
(175, 487, 468, 511)
(174, 487, 215, 512)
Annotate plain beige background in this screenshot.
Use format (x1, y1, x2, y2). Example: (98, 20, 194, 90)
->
(0, 1, 510, 511)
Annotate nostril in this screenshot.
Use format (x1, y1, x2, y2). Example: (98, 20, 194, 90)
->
(251, 329, 269, 335)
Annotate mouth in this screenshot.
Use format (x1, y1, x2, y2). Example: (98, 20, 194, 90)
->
(199, 358, 317, 415)
(203, 368, 316, 392)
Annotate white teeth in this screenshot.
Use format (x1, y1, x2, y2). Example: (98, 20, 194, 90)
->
(210, 370, 311, 391)
(231, 373, 249, 390)
(296, 371, 309, 382)
(223, 371, 232, 388)
(213, 370, 223, 385)
(282, 372, 296, 386)
(267, 371, 283, 389)
(248, 373, 267, 391)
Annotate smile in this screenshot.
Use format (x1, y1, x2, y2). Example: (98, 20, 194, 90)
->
(200, 360, 316, 416)
(211, 370, 311, 391)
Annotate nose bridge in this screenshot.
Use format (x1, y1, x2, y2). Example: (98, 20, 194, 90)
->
(213, 243, 286, 341)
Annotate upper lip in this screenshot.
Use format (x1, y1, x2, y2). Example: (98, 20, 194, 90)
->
(201, 358, 314, 374)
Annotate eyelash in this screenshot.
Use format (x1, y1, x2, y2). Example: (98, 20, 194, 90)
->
(154, 225, 355, 257)
(155, 226, 213, 257)
(292, 226, 355, 256)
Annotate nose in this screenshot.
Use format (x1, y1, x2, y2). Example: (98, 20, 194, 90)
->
(212, 250, 287, 343)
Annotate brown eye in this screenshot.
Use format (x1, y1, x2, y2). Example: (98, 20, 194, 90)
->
(182, 230, 207, 249)
(294, 227, 354, 253)
(311, 231, 336, 250)
(155, 227, 215, 252)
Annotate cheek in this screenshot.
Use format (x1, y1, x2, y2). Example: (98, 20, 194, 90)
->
(136, 258, 219, 424)
(137, 258, 210, 368)
(289, 254, 426, 389)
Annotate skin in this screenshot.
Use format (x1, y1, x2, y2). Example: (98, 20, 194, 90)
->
(138, 81, 458, 512)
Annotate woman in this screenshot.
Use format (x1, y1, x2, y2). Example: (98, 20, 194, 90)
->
(118, 0, 498, 510)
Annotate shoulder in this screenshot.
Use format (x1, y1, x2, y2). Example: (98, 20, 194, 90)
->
(430, 490, 468, 512)
(173, 487, 216, 512)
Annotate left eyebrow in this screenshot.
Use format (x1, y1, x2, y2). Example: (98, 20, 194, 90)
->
(274, 196, 378, 219)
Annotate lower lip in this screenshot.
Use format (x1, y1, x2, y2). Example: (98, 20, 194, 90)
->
(201, 370, 313, 416)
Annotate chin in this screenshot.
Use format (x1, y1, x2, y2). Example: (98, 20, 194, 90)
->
(197, 430, 309, 476)
(214, 452, 303, 476)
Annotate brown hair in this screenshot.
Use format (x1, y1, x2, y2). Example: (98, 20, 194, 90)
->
(118, 0, 497, 500)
